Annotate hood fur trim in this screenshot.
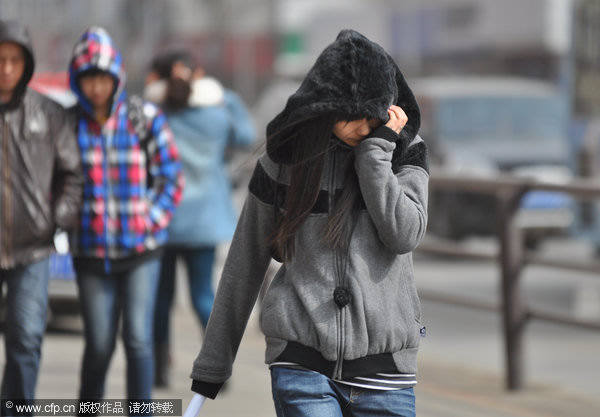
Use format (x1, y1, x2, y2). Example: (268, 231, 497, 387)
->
(266, 29, 420, 166)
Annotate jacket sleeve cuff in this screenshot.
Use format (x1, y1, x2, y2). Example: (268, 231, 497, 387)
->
(191, 379, 224, 399)
(370, 125, 399, 143)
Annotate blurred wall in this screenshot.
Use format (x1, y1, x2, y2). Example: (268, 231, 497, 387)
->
(0, 0, 276, 100)
(0, 0, 580, 103)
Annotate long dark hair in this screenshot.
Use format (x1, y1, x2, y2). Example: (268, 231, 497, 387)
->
(150, 50, 193, 111)
(269, 114, 362, 261)
(164, 77, 191, 111)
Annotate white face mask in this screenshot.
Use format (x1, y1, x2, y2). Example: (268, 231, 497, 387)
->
(143, 79, 168, 104)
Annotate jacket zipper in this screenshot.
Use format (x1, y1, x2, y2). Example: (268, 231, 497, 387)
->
(0, 115, 5, 267)
(329, 148, 346, 380)
(101, 123, 112, 274)
(1, 114, 11, 268)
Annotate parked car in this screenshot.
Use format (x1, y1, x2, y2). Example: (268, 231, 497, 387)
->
(29, 72, 77, 107)
(413, 76, 574, 244)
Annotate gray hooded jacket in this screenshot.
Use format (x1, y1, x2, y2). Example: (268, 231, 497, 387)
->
(191, 30, 429, 399)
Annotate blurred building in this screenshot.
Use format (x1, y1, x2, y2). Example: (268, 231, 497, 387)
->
(2, 0, 598, 109)
(0, 0, 277, 100)
(275, 0, 572, 82)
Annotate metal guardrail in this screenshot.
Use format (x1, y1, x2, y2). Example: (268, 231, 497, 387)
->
(418, 172, 600, 391)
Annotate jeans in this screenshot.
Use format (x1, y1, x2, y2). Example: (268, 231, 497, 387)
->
(154, 247, 215, 345)
(0, 257, 50, 415)
(76, 258, 160, 401)
(271, 367, 416, 417)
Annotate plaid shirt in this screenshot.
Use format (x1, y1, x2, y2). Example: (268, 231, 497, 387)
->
(69, 27, 183, 263)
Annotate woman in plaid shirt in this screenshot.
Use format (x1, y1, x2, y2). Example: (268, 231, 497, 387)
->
(67, 27, 183, 402)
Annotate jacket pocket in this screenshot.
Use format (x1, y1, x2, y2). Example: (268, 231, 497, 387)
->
(260, 265, 286, 329)
(143, 195, 156, 233)
(406, 286, 422, 348)
(405, 318, 421, 349)
(408, 280, 422, 324)
(21, 189, 52, 240)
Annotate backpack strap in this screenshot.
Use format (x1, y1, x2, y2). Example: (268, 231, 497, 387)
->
(127, 95, 151, 144)
(126, 95, 156, 187)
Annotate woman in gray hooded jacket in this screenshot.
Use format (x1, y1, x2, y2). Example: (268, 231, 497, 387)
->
(190, 29, 429, 417)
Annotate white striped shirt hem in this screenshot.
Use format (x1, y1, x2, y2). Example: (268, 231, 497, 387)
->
(333, 380, 416, 391)
(269, 362, 417, 391)
(269, 362, 301, 367)
(354, 377, 418, 384)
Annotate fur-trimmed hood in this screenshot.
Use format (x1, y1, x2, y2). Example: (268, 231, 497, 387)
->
(266, 29, 420, 165)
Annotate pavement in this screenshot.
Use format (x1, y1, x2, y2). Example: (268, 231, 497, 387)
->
(2, 237, 600, 416)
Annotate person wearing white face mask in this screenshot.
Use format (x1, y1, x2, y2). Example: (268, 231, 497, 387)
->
(144, 50, 256, 388)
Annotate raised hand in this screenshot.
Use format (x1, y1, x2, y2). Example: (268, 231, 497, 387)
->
(385, 105, 408, 134)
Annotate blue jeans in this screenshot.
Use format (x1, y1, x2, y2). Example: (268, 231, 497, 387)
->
(0, 257, 50, 414)
(154, 247, 215, 345)
(271, 367, 416, 417)
(76, 258, 160, 401)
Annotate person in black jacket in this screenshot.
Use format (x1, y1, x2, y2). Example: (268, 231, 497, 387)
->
(0, 20, 83, 413)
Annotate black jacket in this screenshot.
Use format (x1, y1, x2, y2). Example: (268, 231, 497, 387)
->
(0, 20, 83, 269)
